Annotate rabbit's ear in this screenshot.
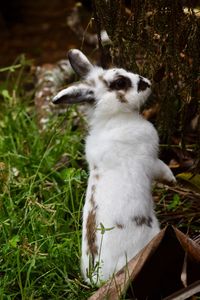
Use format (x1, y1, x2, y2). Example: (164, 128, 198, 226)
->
(52, 85, 94, 105)
(68, 49, 93, 77)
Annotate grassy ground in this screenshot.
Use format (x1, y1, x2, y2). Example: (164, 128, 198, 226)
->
(0, 61, 94, 299)
(0, 61, 199, 299)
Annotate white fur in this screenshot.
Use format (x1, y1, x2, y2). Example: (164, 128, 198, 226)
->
(52, 49, 176, 285)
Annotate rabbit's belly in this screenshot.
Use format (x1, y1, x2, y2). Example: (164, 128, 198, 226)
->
(82, 166, 160, 284)
(97, 220, 159, 279)
(81, 213, 159, 284)
(92, 167, 154, 219)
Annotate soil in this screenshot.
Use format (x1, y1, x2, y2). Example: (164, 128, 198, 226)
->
(0, 0, 90, 67)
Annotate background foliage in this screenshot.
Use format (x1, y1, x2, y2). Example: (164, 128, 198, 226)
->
(93, 0, 200, 164)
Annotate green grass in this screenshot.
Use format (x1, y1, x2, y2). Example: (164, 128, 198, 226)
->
(0, 60, 94, 299)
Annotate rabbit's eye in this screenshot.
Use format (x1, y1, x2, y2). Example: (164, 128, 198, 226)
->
(109, 76, 132, 91)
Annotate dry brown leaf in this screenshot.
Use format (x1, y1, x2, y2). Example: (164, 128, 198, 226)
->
(89, 226, 200, 300)
(176, 173, 200, 192)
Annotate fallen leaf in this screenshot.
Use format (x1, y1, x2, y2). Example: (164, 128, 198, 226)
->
(176, 173, 200, 192)
(88, 226, 200, 300)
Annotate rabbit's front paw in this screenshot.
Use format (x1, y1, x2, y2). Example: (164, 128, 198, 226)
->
(162, 169, 176, 185)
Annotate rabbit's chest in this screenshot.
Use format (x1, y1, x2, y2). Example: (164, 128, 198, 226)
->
(84, 166, 153, 225)
(85, 125, 158, 168)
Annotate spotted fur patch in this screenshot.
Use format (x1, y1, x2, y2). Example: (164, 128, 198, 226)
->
(90, 192, 95, 207)
(109, 75, 132, 91)
(86, 209, 98, 264)
(91, 184, 96, 193)
(115, 222, 125, 229)
(137, 76, 150, 92)
(90, 184, 96, 207)
(86, 176, 99, 265)
(92, 165, 100, 181)
(132, 215, 153, 228)
(94, 174, 100, 180)
(117, 91, 128, 103)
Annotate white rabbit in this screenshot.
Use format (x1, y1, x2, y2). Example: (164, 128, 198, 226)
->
(52, 49, 176, 285)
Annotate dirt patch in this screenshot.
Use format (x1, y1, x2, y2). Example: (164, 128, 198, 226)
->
(0, 0, 90, 67)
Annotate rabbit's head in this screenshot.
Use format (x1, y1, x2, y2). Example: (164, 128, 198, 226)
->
(53, 49, 151, 118)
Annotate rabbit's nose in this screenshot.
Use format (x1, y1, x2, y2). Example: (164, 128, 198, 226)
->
(138, 77, 151, 92)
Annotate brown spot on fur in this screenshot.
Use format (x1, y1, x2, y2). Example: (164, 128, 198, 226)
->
(99, 75, 109, 88)
(90, 192, 95, 207)
(91, 185, 96, 193)
(90, 183, 99, 208)
(132, 216, 153, 228)
(117, 92, 128, 103)
(94, 174, 100, 180)
(86, 209, 98, 264)
(83, 79, 95, 87)
(116, 222, 125, 229)
(92, 165, 100, 180)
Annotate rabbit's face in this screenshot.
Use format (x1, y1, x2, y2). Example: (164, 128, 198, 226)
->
(86, 67, 151, 116)
(52, 49, 151, 117)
